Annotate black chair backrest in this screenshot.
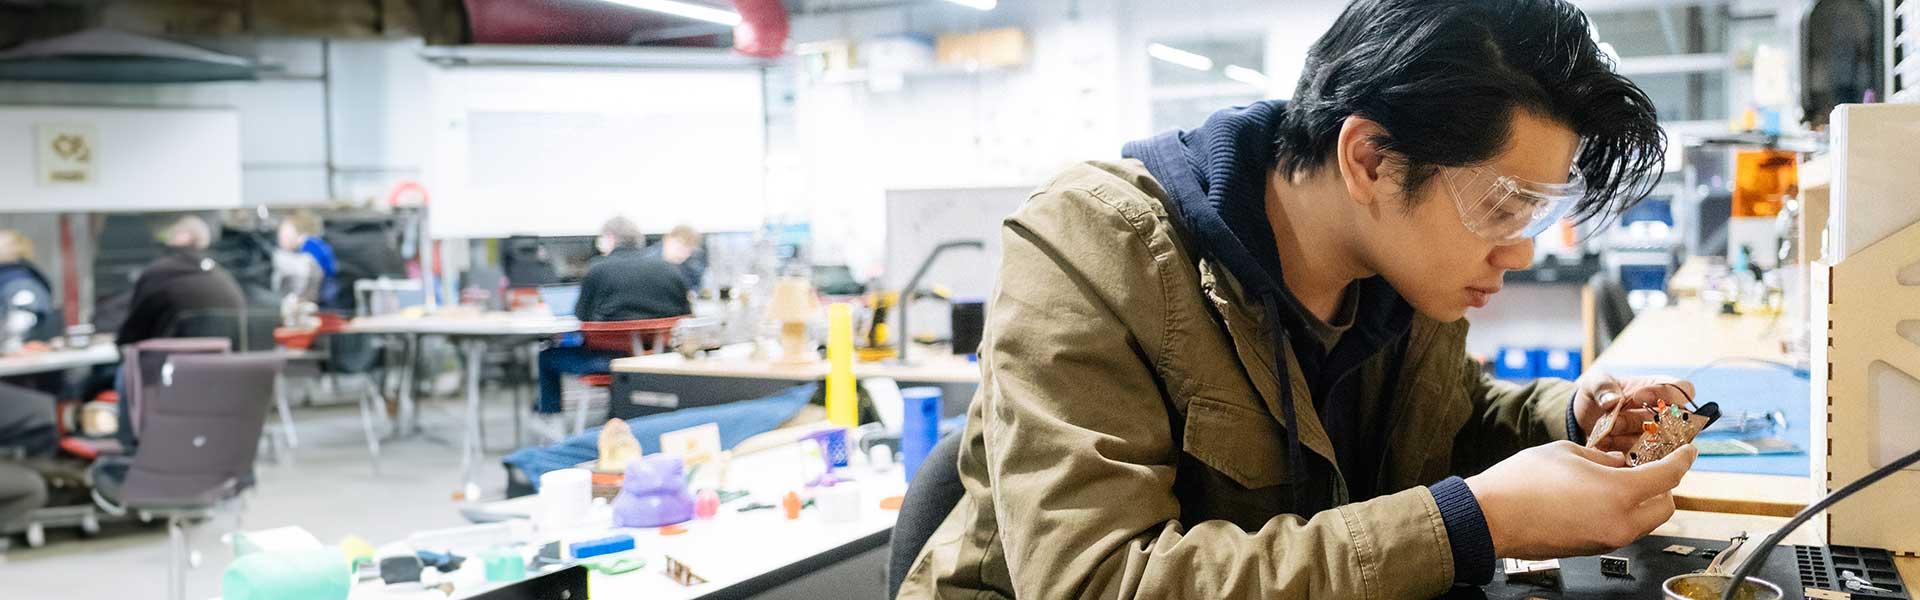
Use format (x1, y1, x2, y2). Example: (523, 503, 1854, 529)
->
(118, 353, 284, 509)
(887, 432, 966, 599)
(169, 307, 280, 352)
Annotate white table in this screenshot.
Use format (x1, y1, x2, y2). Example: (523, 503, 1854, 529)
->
(0, 342, 119, 378)
(342, 314, 581, 498)
(352, 441, 905, 600)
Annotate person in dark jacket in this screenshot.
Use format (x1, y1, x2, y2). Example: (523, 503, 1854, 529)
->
(116, 216, 247, 347)
(112, 216, 246, 450)
(535, 217, 691, 417)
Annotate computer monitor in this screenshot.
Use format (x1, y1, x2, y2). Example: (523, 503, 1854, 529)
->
(538, 284, 582, 318)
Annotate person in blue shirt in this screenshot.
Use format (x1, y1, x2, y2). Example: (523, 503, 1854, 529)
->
(277, 211, 338, 305)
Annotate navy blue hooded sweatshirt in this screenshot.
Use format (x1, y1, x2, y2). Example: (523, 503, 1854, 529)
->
(1123, 100, 1496, 584)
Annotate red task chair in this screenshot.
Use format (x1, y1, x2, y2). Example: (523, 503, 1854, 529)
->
(568, 317, 684, 433)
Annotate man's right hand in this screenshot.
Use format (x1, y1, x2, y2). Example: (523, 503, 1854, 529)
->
(1465, 440, 1697, 560)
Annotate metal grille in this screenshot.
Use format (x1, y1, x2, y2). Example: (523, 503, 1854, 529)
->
(1896, 0, 1917, 102)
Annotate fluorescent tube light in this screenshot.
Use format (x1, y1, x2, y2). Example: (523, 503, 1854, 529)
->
(1148, 43, 1213, 71)
(1224, 64, 1269, 87)
(593, 0, 743, 26)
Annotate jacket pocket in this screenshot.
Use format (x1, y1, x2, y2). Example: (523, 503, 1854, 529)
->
(1182, 392, 1292, 490)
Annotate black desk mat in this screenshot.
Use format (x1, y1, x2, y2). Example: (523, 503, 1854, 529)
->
(1437, 535, 1806, 599)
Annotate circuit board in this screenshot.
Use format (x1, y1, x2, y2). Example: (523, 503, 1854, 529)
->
(1626, 401, 1721, 466)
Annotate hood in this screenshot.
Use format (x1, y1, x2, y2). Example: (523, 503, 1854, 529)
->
(0, 28, 254, 83)
(1121, 101, 1413, 343)
(1122, 101, 1416, 508)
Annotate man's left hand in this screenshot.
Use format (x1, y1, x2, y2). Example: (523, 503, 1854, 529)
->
(1573, 371, 1697, 454)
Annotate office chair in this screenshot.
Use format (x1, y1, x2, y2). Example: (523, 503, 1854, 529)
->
(887, 432, 965, 599)
(568, 317, 684, 433)
(90, 352, 285, 600)
(168, 308, 296, 461)
(121, 338, 233, 452)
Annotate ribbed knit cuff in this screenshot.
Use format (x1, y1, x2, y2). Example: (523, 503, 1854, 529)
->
(1432, 476, 1496, 585)
(1567, 389, 1587, 446)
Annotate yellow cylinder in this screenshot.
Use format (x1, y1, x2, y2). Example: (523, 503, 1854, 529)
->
(826, 303, 858, 428)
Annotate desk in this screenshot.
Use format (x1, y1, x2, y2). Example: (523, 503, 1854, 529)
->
(343, 313, 581, 498)
(608, 346, 979, 420)
(0, 342, 118, 378)
(1593, 303, 1816, 517)
(360, 441, 903, 600)
(1591, 302, 1790, 370)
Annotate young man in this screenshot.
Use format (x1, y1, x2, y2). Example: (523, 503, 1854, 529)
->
(534, 217, 692, 417)
(898, 1, 1697, 598)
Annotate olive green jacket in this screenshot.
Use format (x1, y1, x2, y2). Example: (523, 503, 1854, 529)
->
(897, 159, 1578, 600)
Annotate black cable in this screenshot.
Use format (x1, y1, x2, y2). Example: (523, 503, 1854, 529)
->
(1682, 357, 1807, 381)
(1718, 446, 1920, 600)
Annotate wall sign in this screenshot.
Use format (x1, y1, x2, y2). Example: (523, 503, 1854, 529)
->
(36, 123, 95, 185)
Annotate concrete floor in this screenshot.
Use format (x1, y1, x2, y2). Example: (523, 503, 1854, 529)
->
(0, 386, 546, 600)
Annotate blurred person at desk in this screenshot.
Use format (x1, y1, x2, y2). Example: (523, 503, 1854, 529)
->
(645, 224, 707, 289)
(900, 1, 1705, 599)
(0, 230, 59, 346)
(535, 217, 691, 419)
(273, 210, 338, 306)
(111, 216, 245, 449)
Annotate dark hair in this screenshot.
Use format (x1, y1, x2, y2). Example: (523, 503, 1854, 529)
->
(1275, 0, 1666, 222)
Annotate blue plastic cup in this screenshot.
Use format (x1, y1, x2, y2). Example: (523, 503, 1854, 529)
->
(900, 387, 943, 482)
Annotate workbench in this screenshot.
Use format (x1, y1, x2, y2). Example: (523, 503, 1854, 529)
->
(607, 345, 979, 421)
(0, 341, 118, 378)
(1587, 301, 1920, 586)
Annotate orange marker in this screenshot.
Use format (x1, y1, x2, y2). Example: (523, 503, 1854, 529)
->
(1642, 421, 1660, 434)
(782, 491, 803, 520)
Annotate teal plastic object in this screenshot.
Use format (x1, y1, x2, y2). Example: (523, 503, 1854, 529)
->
(221, 548, 350, 600)
(481, 546, 526, 582)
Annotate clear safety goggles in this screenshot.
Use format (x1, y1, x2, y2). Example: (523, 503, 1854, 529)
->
(1442, 166, 1586, 245)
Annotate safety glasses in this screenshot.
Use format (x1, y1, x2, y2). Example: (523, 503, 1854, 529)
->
(1442, 166, 1586, 245)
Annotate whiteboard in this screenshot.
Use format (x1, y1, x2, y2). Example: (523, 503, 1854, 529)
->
(425, 67, 766, 238)
(885, 186, 1032, 340)
(0, 106, 241, 212)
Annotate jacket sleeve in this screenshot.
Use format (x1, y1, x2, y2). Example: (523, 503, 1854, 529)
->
(1448, 345, 1579, 475)
(116, 271, 162, 346)
(574, 268, 600, 322)
(977, 187, 1460, 600)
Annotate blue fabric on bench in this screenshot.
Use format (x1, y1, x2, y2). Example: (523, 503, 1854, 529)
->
(503, 383, 817, 490)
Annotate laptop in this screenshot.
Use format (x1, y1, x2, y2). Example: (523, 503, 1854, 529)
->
(538, 284, 582, 317)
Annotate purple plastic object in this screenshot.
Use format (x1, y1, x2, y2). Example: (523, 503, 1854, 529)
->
(612, 454, 695, 528)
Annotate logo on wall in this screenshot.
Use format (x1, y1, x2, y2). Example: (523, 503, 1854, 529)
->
(36, 123, 95, 185)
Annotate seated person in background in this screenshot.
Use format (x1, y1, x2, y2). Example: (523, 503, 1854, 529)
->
(113, 216, 245, 449)
(117, 216, 247, 347)
(0, 380, 57, 534)
(0, 382, 57, 458)
(536, 217, 691, 419)
(273, 211, 337, 305)
(0, 231, 59, 345)
(645, 225, 707, 289)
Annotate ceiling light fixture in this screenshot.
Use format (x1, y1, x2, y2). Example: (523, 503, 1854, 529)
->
(1147, 43, 1213, 71)
(941, 0, 999, 10)
(593, 0, 743, 26)
(1224, 64, 1269, 87)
